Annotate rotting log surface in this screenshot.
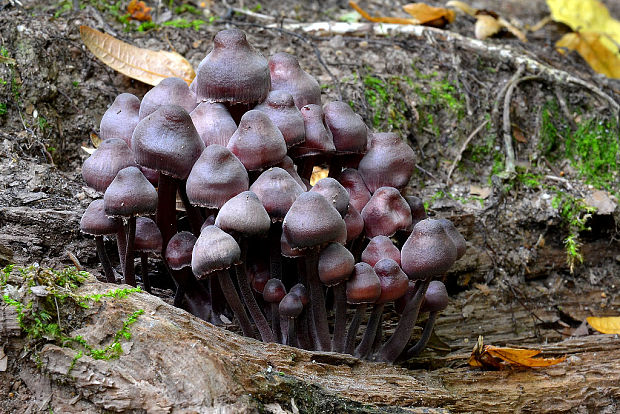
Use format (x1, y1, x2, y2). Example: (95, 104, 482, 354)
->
(3, 280, 619, 413)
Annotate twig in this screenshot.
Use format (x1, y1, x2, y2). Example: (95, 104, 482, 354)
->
(229, 7, 297, 23)
(415, 164, 435, 180)
(554, 87, 577, 129)
(491, 65, 524, 130)
(446, 119, 489, 185)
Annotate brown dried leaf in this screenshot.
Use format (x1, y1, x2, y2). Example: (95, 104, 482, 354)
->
(128, 0, 152, 22)
(587, 316, 620, 334)
(469, 336, 566, 369)
(79, 26, 195, 86)
(402, 3, 455, 27)
(556, 32, 620, 79)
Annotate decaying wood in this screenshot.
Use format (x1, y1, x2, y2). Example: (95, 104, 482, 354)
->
(3, 279, 619, 413)
(0, 305, 21, 337)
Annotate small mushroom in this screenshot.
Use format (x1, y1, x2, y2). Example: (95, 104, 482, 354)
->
(80, 199, 122, 283)
(134, 217, 162, 293)
(268, 52, 321, 109)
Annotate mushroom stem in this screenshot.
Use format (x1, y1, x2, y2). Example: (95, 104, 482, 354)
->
(178, 181, 204, 237)
(305, 250, 331, 351)
(140, 252, 152, 293)
(170, 266, 213, 322)
(296, 309, 312, 350)
(271, 302, 282, 343)
(216, 269, 256, 338)
(156, 173, 178, 249)
(355, 303, 384, 359)
(123, 216, 137, 287)
(269, 223, 283, 281)
(344, 304, 366, 355)
(375, 278, 430, 363)
(116, 227, 127, 275)
(235, 239, 276, 342)
(331, 283, 348, 353)
(371, 314, 383, 355)
(95, 236, 116, 283)
(401, 311, 439, 360)
(280, 316, 298, 347)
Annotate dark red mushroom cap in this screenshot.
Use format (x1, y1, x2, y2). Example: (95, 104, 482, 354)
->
(361, 187, 412, 238)
(358, 132, 416, 193)
(191, 225, 241, 279)
(82, 138, 136, 192)
(310, 177, 350, 217)
(249, 167, 304, 222)
(279, 292, 303, 318)
(280, 231, 306, 258)
(263, 278, 286, 303)
(401, 218, 457, 280)
(190, 102, 237, 147)
(254, 90, 305, 148)
(103, 166, 157, 217)
(289, 104, 335, 158)
(374, 258, 409, 304)
(268, 52, 321, 109)
(186, 145, 249, 209)
(139, 77, 197, 120)
(344, 204, 364, 243)
(80, 199, 122, 236)
(134, 217, 163, 253)
(318, 242, 355, 286)
(165, 231, 197, 270)
(323, 101, 367, 154)
(289, 283, 309, 306)
(200, 213, 217, 231)
(345, 262, 381, 305)
(282, 191, 347, 251)
(337, 168, 371, 213)
(438, 218, 466, 260)
(275, 155, 307, 190)
(215, 191, 271, 238)
(139, 166, 160, 187)
(99, 93, 141, 148)
(420, 280, 449, 312)
(195, 29, 270, 105)
(249, 257, 270, 294)
(132, 105, 205, 180)
(361, 235, 401, 267)
(226, 110, 287, 171)
(404, 195, 427, 232)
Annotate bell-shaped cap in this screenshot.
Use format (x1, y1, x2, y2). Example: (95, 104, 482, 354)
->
(192, 225, 241, 279)
(186, 145, 249, 209)
(337, 168, 371, 213)
(361, 187, 412, 238)
(361, 235, 401, 267)
(226, 110, 287, 171)
(248, 255, 270, 293)
(344, 204, 364, 242)
(263, 278, 286, 303)
(82, 138, 136, 192)
(134, 217, 163, 253)
(132, 105, 205, 179)
(268, 52, 321, 109)
(139, 77, 197, 120)
(282, 191, 346, 251)
(139, 165, 160, 187)
(190, 102, 237, 147)
(103, 166, 157, 217)
(215, 191, 271, 238)
(438, 218, 466, 260)
(100, 93, 141, 148)
(254, 90, 305, 148)
(358, 132, 415, 193)
(165, 231, 197, 270)
(80, 199, 122, 236)
(310, 177, 350, 217)
(275, 156, 307, 190)
(404, 195, 427, 232)
(279, 292, 303, 318)
(196, 29, 270, 105)
(420, 280, 449, 313)
(289, 283, 309, 306)
(250, 167, 304, 222)
(318, 242, 355, 286)
(401, 219, 457, 280)
(323, 101, 367, 154)
(346, 262, 381, 305)
(289, 104, 335, 158)
(374, 258, 409, 304)
(280, 231, 306, 258)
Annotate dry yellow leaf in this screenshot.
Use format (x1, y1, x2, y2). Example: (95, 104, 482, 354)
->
(587, 316, 620, 334)
(556, 32, 620, 79)
(310, 166, 329, 186)
(402, 3, 455, 26)
(349, 1, 420, 25)
(79, 26, 195, 86)
(469, 336, 566, 369)
(446, 0, 477, 16)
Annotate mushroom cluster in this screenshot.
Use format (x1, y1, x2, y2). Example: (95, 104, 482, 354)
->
(80, 29, 466, 363)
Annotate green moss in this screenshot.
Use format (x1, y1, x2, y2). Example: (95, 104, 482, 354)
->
(361, 73, 411, 132)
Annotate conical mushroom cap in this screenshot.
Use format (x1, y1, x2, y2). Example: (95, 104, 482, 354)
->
(420, 280, 449, 312)
(289, 283, 309, 306)
(254, 90, 305, 148)
(279, 292, 303, 318)
(438, 218, 466, 260)
(196, 29, 270, 105)
(310, 177, 350, 217)
(192, 225, 241, 279)
(361, 187, 412, 238)
(337, 168, 371, 213)
(165, 231, 197, 270)
(190, 102, 237, 147)
(139, 77, 197, 120)
(289, 104, 335, 158)
(82, 138, 136, 192)
(318, 242, 355, 286)
(282, 191, 346, 251)
(344, 204, 364, 242)
(103, 166, 157, 217)
(215, 191, 271, 238)
(323, 101, 367, 154)
(132, 105, 205, 179)
(361, 235, 401, 267)
(275, 156, 307, 190)
(80, 199, 122, 236)
(134, 217, 163, 253)
(226, 110, 287, 171)
(358, 132, 416, 193)
(263, 278, 286, 303)
(268, 52, 321, 109)
(346, 262, 381, 305)
(250, 167, 304, 222)
(100, 93, 141, 148)
(374, 258, 409, 304)
(401, 219, 457, 280)
(186, 145, 249, 209)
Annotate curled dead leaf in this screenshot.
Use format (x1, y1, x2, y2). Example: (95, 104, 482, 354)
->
(469, 336, 566, 369)
(556, 32, 620, 79)
(349, 1, 420, 25)
(587, 316, 620, 334)
(402, 3, 455, 27)
(79, 26, 195, 86)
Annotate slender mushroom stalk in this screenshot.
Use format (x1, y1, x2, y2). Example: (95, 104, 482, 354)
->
(289, 283, 311, 349)
(134, 217, 162, 293)
(263, 278, 286, 343)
